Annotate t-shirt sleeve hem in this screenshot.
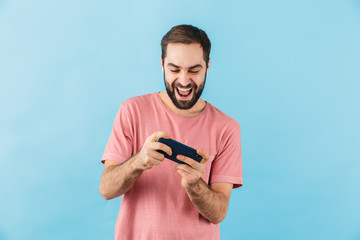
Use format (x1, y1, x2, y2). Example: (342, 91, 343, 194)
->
(210, 175, 243, 188)
(101, 153, 128, 164)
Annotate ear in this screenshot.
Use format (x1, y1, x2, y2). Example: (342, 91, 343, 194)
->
(206, 58, 210, 73)
(160, 56, 164, 72)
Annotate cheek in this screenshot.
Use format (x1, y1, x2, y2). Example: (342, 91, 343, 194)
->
(165, 72, 177, 83)
(164, 74, 175, 88)
(192, 74, 205, 85)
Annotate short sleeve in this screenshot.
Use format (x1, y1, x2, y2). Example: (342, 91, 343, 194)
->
(101, 101, 134, 164)
(210, 122, 243, 188)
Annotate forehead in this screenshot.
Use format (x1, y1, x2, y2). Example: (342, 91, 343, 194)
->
(165, 43, 205, 68)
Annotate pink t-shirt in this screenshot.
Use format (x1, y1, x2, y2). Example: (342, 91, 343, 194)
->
(102, 93, 242, 240)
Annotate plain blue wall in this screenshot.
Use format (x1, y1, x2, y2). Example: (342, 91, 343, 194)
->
(1, 0, 359, 239)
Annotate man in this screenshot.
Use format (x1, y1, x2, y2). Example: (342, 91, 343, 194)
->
(100, 24, 242, 240)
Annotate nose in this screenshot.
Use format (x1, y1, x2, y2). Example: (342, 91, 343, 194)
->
(178, 71, 191, 86)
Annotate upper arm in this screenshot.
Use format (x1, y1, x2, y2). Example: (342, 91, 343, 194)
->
(210, 182, 233, 201)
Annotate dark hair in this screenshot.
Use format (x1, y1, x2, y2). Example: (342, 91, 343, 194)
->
(161, 24, 211, 66)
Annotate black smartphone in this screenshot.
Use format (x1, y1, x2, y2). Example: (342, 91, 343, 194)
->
(157, 138, 202, 164)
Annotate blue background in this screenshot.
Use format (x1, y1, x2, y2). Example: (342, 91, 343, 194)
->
(1, 0, 359, 239)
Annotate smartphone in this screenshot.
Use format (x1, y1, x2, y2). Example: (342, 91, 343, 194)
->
(157, 138, 202, 164)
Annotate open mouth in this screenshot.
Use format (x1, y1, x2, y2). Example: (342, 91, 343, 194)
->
(176, 87, 193, 98)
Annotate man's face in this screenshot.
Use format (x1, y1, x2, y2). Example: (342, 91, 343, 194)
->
(162, 43, 208, 110)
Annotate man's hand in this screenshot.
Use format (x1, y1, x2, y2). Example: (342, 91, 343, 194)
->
(175, 149, 232, 224)
(134, 131, 173, 171)
(175, 149, 209, 189)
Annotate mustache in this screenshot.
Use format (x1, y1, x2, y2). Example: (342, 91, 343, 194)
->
(172, 81, 197, 89)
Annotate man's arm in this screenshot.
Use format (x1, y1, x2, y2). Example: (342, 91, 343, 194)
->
(99, 131, 172, 200)
(184, 181, 233, 224)
(175, 151, 233, 224)
(99, 155, 143, 200)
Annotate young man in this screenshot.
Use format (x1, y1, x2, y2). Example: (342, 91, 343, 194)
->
(100, 24, 242, 240)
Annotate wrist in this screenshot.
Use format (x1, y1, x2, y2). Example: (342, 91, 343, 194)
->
(129, 153, 146, 172)
(184, 178, 206, 194)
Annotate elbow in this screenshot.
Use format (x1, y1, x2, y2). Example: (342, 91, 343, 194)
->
(101, 193, 112, 201)
(99, 182, 125, 200)
(99, 189, 110, 200)
(210, 215, 226, 224)
(209, 207, 228, 224)
(99, 185, 114, 200)
(211, 220, 222, 224)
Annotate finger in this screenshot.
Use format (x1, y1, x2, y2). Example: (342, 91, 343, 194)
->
(151, 142, 172, 156)
(176, 155, 202, 171)
(176, 168, 193, 178)
(197, 149, 210, 164)
(175, 163, 197, 174)
(147, 131, 171, 143)
(151, 158, 163, 166)
(150, 149, 166, 161)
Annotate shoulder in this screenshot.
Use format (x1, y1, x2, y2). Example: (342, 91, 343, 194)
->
(205, 103, 241, 155)
(123, 93, 156, 106)
(120, 93, 157, 110)
(119, 93, 158, 118)
(206, 103, 240, 130)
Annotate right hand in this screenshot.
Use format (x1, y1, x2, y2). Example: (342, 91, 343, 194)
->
(134, 131, 172, 170)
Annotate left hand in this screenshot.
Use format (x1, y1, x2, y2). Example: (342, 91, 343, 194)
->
(175, 149, 209, 190)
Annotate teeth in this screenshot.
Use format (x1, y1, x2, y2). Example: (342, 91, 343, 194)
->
(177, 87, 191, 91)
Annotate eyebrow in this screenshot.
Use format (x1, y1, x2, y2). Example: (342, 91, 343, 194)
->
(167, 63, 203, 70)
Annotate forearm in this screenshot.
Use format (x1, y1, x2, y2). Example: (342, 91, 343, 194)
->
(185, 179, 229, 224)
(99, 154, 143, 200)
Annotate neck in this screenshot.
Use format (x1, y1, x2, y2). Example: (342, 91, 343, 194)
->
(158, 91, 206, 118)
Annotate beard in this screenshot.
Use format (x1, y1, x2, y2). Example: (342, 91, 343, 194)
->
(164, 73, 206, 110)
